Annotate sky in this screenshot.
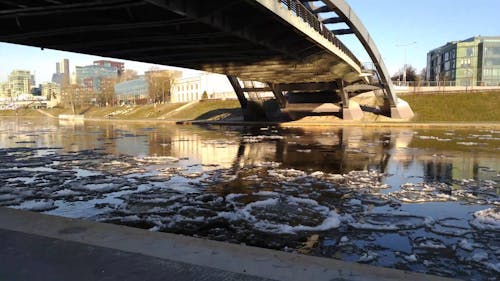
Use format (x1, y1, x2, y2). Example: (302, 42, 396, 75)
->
(1, 0, 499, 84)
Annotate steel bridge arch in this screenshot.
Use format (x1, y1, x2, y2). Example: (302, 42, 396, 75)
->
(255, 0, 414, 118)
(314, 0, 398, 104)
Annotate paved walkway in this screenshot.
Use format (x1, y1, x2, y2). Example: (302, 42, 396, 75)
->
(0, 207, 457, 281)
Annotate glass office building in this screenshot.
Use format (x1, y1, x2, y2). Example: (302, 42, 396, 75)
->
(426, 36, 500, 86)
(114, 76, 149, 103)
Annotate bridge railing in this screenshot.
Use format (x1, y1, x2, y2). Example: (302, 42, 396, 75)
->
(279, 0, 362, 68)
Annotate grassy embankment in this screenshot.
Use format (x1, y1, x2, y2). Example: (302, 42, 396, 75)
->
(0, 100, 242, 120)
(42, 103, 185, 119)
(165, 100, 241, 120)
(0, 92, 498, 122)
(402, 91, 500, 122)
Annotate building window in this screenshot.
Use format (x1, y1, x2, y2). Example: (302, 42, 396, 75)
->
(486, 58, 500, 66)
(444, 52, 450, 61)
(444, 61, 450, 71)
(466, 47, 475, 57)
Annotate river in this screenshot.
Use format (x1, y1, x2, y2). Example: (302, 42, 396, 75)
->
(0, 117, 498, 280)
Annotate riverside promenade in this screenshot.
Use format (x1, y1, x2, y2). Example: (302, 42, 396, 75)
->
(0, 207, 457, 281)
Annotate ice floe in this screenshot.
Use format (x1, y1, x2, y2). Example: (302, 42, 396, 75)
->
(345, 212, 430, 231)
(470, 208, 500, 231)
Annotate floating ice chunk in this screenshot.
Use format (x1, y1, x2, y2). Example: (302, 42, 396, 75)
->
(430, 217, 470, 237)
(52, 189, 80, 197)
(180, 172, 202, 178)
(358, 251, 378, 263)
(340, 236, 349, 243)
(403, 254, 418, 263)
(148, 225, 161, 232)
(486, 262, 500, 273)
(417, 135, 438, 140)
(349, 199, 362, 205)
(458, 239, 474, 251)
(268, 169, 307, 181)
(242, 175, 261, 181)
(134, 156, 179, 164)
(77, 183, 121, 193)
(217, 211, 241, 221)
(413, 237, 447, 249)
(248, 210, 340, 234)
(390, 182, 456, 203)
(310, 171, 324, 178)
(253, 191, 279, 197)
(348, 213, 428, 231)
(470, 208, 500, 231)
(254, 161, 281, 168)
(472, 251, 488, 262)
(457, 142, 480, 146)
(222, 196, 340, 234)
(21, 199, 57, 212)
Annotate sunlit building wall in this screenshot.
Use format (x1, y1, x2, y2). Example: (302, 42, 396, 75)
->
(8, 70, 32, 98)
(171, 72, 235, 103)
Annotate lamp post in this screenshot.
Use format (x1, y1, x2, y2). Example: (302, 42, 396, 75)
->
(464, 68, 474, 93)
(396, 41, 417, 85)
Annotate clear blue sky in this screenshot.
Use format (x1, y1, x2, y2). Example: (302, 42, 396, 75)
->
(1, 0, 499, 83)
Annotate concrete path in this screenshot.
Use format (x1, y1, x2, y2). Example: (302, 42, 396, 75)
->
(0, 207, 457, 281)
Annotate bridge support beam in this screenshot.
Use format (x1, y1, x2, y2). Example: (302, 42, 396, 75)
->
(268, 83, 287, 109)
(227, 75, 276, 121)
(338, 79, 363, 120)
(227, 75, 248, 109)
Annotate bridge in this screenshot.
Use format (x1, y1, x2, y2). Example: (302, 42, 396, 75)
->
(0, 0, 414, 120)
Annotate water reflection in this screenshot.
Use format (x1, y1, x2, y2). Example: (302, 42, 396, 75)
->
(0, 117, 498, 184)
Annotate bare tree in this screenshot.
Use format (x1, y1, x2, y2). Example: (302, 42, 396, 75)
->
(146, 70, 181, 103)
(119, 69, 139, 82)
(391, 65, 419, 82)
(98, 77, 117, 107)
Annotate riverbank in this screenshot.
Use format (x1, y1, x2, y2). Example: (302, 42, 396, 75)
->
(0, 91, 498, 124)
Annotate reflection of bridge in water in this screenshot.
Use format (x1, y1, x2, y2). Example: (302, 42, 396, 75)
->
(0, 0, 414, 120)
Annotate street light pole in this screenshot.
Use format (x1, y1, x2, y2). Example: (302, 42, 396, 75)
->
(396, 41, 417, 85)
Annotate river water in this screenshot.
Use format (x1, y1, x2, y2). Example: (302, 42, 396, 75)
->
(0, 117, 498, 280)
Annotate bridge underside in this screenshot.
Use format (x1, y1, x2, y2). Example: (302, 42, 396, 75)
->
(0, 0, 414, 120)
(0, 0, 362, 84)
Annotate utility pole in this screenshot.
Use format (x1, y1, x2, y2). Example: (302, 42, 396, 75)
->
(396, 41, 417, 85)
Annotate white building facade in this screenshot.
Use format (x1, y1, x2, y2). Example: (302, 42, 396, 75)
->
(171, 72, 235, 103)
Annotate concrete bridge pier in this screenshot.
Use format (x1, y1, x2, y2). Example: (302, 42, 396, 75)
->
(338, 79, 364, 120)
(389, 99, 415, 119)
